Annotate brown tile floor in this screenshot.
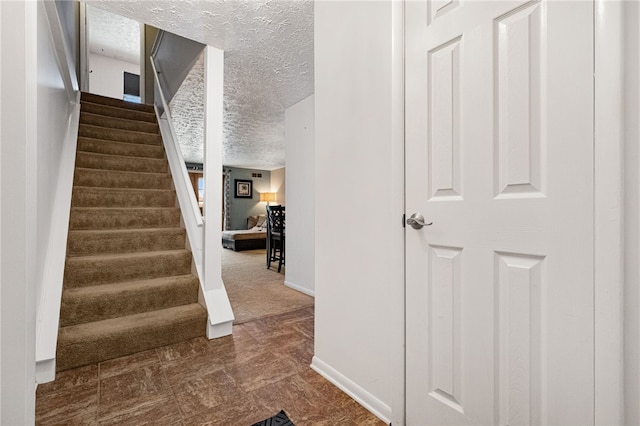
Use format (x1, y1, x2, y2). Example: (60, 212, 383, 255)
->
(36, 307, 387, 425)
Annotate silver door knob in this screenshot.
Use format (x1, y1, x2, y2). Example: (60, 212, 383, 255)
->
(407, 213, 432, 229)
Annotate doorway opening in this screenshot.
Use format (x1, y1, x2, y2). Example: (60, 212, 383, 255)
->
(85, 5, 142, 102)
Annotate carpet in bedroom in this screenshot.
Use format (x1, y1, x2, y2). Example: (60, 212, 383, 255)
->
(222, 248, 314, 324)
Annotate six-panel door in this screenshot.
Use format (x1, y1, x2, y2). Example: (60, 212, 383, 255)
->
(405, 1, 595, 424)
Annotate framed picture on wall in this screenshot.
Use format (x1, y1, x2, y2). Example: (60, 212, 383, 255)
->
(234, 179, 253, 198)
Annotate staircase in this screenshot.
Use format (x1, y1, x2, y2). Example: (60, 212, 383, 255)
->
(56, 92, 207, 372)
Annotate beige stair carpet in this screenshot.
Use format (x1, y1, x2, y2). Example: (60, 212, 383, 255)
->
(56, 92, 206, 372)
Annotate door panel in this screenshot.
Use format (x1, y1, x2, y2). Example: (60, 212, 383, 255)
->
(405, 1, 594, 425)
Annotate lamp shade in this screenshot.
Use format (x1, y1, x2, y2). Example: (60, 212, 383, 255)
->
(259, 192, 277, 203)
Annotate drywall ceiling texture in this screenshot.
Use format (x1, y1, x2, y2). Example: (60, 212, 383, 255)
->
(86, 0, 314, 170)
(88, 5, 140, 64)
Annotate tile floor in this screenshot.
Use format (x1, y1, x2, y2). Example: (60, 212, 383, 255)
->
(36, 307, 386, 425)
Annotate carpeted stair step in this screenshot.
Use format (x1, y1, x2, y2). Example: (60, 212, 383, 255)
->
(79, 124, 162, 146)
(76, 151, 167, 174)
(71, 187, 176, 208)
(80, 111, 159, 135)
(56, 303, 207, 371)
(69, 207, 180, 230)
(64, 249, 192, 288)
(73, 168, 173, 190)
(59, 275, 200, 327)
(80, 110, 160, 134)
(57, 91, 206, 373)
(81, 92, 155, 114)
(77, 137, 165, 159)
(81, 101, 156, 123)
(67, 228, 186, 256)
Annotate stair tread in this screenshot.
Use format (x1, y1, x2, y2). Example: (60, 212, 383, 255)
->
(80, 123, 161, 138)
(81, 101, 156, 123)
(74, 167, 170, 177)
(69, 207, 181, 230)
(73, 186, 174, 194)
(77, 136, 165, 156)
(79, 123, 160, 145)
(81, 99, 156, 115)
(78, 135, 159, 143)
(58, 303, 206, 341)
(71, 206, 180, 214)
(65, 248, 190, 263)
(80, 92, 155, 114)
(59, 274, 200, 326)
(81, 110, 146, 121)
(80, 112, 159, 133)
(71, 206, 179, 212)
(68, 227, 184, 235)
(77, 150, 167, 163)
(62, 274, 198, 297)
(63, 249, 191, 287)
(75, 156, 168, 174)
(71, 206, 180, 216)
(66, 226, 186, 257)
(56, 302, 206, 371)
(71, 186, 176, 208)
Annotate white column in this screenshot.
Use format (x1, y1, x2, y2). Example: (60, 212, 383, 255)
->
(203, 45, 234, 338)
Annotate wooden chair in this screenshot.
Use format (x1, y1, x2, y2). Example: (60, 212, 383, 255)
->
(266, 205, 285, 272)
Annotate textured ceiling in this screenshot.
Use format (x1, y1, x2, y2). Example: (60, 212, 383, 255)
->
(88, 6, 140, 64)
(85, 0, 314, 170)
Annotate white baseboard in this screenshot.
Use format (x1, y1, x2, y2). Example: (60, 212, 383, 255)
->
(311, 356, 391, 424)
(284, 280, 315, 297)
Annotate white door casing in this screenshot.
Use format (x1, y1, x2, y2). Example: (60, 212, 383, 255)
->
(405, 1, 594, 425)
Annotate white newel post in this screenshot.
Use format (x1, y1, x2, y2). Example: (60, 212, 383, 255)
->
(203, 45, 234, 338)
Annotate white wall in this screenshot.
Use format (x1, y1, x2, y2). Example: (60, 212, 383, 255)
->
(89, 53, 139, 99)
(0, 1, 4, 420)
(36, 1, 75, 312)
(285, 96, 314, 296)
(271, 167, 286, 206)
(1, 2, 38, 423)
(1, 1, 77, 421)
(313, 2, 403, 423)
(624, 2, 640, 424)
(55, 1, 79, 81)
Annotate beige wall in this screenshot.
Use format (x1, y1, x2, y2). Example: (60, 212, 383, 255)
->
(143, 25, 159, 104)
(271, 167, 285, 206)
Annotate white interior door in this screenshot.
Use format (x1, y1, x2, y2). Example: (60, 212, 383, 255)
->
(405, 1, 595, 424)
